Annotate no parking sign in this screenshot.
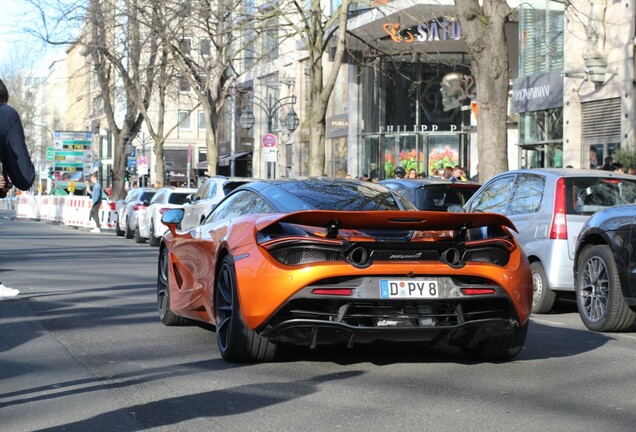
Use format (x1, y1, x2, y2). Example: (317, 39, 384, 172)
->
(262, 133, 277, 147)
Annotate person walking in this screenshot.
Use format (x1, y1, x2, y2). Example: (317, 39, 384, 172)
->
(89, 173, 102, 233)
(0, 78, 35, 299)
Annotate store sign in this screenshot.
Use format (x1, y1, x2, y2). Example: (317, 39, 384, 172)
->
(382, 18, 462, 44)
(326, 114, 349, 139)
(511, 71, 563, 113)
(378, 124, 462, 133)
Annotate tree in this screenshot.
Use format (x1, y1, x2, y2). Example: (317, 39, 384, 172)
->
(277, 0, 353, 177)
(454, 0, 512, 183)
(152, 0, 249, 178)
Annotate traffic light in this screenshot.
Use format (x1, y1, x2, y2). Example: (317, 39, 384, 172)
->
(47, 167, 54, 179)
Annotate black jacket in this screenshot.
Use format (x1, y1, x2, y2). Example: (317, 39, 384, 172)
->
(0, 102, 35, 190)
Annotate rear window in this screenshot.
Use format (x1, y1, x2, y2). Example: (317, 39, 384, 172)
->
(222, 181, 251, 196)
(264, 181, 414, 211)
(141, 191, 156, 202)
(168, 192, 191, 205)
(566, 177, 636, 215)
(414, 185, 478, 211)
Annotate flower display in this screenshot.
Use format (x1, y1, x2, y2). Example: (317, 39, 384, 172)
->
(384, 151, 396, 178)
(428, 146, 459, 174)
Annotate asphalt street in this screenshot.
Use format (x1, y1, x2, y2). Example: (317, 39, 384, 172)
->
(1, 209, 636, 431)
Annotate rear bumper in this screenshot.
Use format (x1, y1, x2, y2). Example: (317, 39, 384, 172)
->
(261, 317, 518, 348)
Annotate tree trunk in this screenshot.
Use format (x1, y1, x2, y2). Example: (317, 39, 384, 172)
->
(454, 0, 511, 183)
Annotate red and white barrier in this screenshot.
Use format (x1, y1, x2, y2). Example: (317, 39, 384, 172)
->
(14, 193, 117, 230)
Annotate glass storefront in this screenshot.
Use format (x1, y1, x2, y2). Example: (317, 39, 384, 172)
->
(361, 133, 463, 179)
(519, 108, 563, 168)
(358, 55, 471, 179)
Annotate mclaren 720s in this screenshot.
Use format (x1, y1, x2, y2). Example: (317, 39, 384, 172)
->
(157, 178, 533, 363)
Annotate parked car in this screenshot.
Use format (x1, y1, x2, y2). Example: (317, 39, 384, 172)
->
(115, 187, 157, 239)
(461, 168, 636, 314)
(380, 178, 480, 211)
(573, 204, 636, 331)
(180, 176, 256, 230)
(157, 178, 532, 363)
(136, 187, 197, 246)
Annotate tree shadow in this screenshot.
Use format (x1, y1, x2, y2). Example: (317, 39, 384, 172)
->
(31, 371, 365, 432)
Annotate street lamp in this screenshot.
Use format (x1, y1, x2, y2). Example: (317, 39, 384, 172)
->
(239, 93, 299, 179)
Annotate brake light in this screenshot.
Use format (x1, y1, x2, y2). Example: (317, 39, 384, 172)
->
(311, 288, 353, 296)
(461, 288, 496, 295)
(133, 203, 146, 211)
(109, 202, 116, 211)
(549, 177, 568, 240)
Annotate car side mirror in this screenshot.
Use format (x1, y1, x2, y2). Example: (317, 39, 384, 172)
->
(161, 208, 185, 236)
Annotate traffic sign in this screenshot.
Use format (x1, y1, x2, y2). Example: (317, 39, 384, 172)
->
(262, 133, 277, 147)
(137, 156, 148, 166)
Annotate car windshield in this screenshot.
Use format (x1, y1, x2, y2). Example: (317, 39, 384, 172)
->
(263, 180, 416, 212)
(568, 177, 636, 215)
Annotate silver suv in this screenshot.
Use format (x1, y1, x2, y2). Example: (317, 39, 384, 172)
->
(462, 168, 636, 313)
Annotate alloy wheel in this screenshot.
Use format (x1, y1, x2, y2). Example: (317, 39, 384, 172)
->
(215, 263, 234, 352)
(580, 256, 610, 322)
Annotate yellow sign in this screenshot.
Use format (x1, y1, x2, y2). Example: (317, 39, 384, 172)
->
(69, 181, 75, 193)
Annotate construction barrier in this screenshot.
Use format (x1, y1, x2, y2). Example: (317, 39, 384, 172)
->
(12, 193, 116, 230)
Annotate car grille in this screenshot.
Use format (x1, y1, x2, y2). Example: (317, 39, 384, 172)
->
(269, 245, 510, 267)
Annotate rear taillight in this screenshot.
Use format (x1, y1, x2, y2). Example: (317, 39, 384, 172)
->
(549, 177, 568, 240)
(311, 288, 353, 296)
(109, 202, 116, 211)
(133, 203, 146, 211)
(461, 288, 496, 295)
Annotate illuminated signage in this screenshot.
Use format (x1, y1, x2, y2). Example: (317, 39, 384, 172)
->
(382, 18, 462, 43)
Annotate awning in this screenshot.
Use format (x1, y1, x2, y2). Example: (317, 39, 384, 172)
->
(218, 151, 253, 167)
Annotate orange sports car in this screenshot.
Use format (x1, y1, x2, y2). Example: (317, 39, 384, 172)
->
(157, 179, 532, 363)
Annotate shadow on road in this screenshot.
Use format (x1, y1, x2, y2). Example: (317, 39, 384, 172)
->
(30, 370, 365, 432)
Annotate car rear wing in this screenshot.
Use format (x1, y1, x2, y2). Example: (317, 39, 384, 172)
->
(255, 210, 518, 233)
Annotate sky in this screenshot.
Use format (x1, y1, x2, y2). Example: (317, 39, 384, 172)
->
(0, 0, 66, 73)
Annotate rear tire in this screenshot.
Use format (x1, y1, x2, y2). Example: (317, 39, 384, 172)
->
(461, 321, 529, 362)
(576, 245, 636, 332)
(149, 221, 160, 247)
(125, 218, 134, 239)
(134, 221, 146, 244)
(115, 215, 124, 236)
(531, 262, 556, 314)
(214, 255, 276, 363)
(157, 248, 190, 326)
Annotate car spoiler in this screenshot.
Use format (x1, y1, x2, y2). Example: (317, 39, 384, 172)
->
(255, 210, 518, 233)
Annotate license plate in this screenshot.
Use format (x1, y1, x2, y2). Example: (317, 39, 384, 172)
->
(380, 280, 439, 299)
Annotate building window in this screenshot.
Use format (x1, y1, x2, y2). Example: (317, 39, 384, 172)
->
(263, 17, 279, 61)
(198, 111, 206, 129)
(200, 39, 211, 57)
(179, 38, 192, 54)
(178, 76, 190, 92)
(519, 1, 564, 76)
(179, 111, 191, 129)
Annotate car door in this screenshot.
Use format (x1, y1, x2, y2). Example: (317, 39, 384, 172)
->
(183, 181, 212, 229)
(504, 173, 547, 261)
(142, 189, 166, 237)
